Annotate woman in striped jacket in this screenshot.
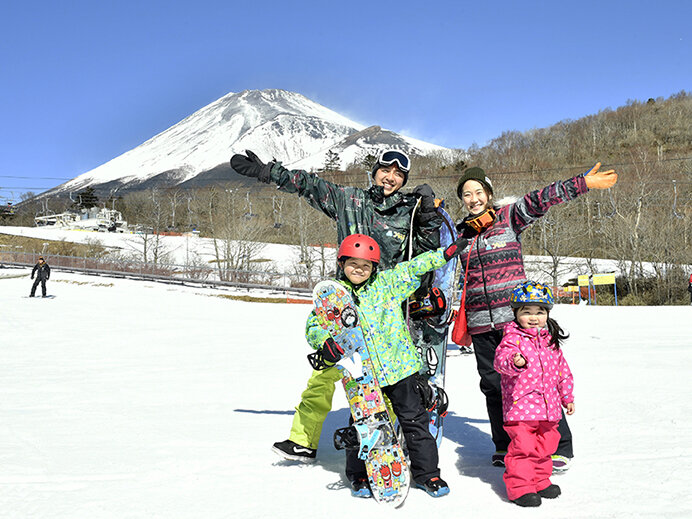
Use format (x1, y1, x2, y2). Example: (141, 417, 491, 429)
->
(454, 163, 617, 472)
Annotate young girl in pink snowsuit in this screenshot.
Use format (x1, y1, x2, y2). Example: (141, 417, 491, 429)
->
(493, 281, 575, 507)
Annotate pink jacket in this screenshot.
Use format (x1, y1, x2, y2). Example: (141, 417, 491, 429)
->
(493, 321, 574, 423)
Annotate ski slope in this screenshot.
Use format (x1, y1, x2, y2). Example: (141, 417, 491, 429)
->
(0, 268, 690, 518)
(0, 225, 641, 286)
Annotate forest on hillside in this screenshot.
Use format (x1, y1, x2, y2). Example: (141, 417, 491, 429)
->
(6, 92, 691, 304)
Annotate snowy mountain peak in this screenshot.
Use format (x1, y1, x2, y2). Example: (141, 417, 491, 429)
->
(47, 89, 448, 196)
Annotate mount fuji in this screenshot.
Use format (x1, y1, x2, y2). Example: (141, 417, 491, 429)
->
(44, 89, 450, 197)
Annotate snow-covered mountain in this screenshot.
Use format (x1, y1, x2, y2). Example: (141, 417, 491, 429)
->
(45, 89, 449, 197)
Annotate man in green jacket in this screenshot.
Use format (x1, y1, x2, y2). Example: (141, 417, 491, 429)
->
(230, 149, 442, 462)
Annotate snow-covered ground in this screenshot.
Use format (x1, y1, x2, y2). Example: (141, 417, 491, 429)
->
(1, 266, 690, 518)
(0, 226, 636, 286)
(0, 226, 335, 282)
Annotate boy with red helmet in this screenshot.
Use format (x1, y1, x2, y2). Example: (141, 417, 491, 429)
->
(306, 233, 467, 498)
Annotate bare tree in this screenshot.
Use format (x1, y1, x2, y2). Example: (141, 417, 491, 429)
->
(205, 188, 269, 282)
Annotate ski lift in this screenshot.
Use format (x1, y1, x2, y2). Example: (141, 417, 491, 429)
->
(0, 202, 14, 217)
(243, 192, 257, 220)
(593, 201, 602, 219)
(602, 189, 616, 218)
(272, 196, 283, 229)
(672, 180, 685, 219)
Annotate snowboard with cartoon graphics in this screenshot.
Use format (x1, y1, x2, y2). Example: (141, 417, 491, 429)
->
(408, 204, 459, 446)
(312, 280, 410, 507)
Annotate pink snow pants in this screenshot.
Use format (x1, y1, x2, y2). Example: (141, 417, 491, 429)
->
(503, 421, 560, 501)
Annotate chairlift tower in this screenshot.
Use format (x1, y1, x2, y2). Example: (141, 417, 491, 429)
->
(244, 192, 257, 219)
(272, 196, 283, 228)
(672, 179, 685, 219)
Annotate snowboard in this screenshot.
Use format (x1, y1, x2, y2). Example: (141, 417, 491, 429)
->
(312, 280, 410, 507)
(408, 204, 459, 446)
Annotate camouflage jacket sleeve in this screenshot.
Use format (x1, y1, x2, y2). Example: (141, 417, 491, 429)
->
(269, 163, 348, 221)
(376, 249, 448, 301)
(305, 309, 329, 350)
(511, 174, 588, 234)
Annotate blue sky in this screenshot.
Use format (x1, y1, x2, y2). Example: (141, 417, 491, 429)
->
(1, 0, 690, 201)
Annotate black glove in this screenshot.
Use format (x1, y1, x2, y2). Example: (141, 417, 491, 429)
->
(443, 235, 469, 261)
(412, 184, 436, 213)
(230, 150, 273, 183)
(307, 337, 345, 370)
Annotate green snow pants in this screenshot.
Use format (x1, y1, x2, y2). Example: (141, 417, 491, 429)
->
(289, 367, 342, 449)
(288, 366, 397, 450)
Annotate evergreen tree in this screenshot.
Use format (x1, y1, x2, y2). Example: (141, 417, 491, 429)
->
(360, 153, 378, 171)
(321, 150, 341, 172)
(453, 159, 467, 174)
(72, 187, 99, 210)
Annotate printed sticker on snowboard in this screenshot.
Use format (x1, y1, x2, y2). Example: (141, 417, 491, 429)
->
(312, 280, 410, 507)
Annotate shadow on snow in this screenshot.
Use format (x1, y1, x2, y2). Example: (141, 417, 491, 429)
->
(234, 408, 505, 497)
(442, 412, 505, 498)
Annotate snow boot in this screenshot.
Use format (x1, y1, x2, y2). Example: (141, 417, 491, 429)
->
(349, 477, 372, 498)
(491, 450, 506, 467)
(551, 455, 572, 473)
(538, 484, 561, 499)
(512, 492, 542, 507)
(271, 439, 316, 463)
(416, 476, 450, 497)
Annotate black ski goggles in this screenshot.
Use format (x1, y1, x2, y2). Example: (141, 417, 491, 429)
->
(376, 150, 411, 173)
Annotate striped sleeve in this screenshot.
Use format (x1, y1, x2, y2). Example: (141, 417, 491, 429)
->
(511, 174, 588, 233)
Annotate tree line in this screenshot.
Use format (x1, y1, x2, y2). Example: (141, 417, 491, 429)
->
(7, 92, 691, 303)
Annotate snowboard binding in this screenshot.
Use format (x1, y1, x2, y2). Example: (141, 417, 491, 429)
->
(408, 287, 447, 319)
(333, 412, 397, 460)
(416, 375, 449, 417)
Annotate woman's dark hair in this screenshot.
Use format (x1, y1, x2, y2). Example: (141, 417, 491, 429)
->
(546, 317, 569, 350)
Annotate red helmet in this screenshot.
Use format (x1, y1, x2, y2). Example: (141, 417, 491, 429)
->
(337, 234, 380, 265)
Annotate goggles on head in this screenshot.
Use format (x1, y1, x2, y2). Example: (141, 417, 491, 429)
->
(465, 207, 496, 233)
(376, 150, 411, 173)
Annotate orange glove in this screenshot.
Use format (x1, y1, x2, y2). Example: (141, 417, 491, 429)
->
(584, 162, 618, 189)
